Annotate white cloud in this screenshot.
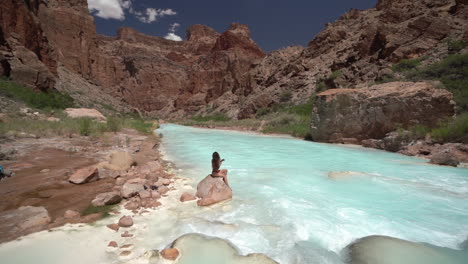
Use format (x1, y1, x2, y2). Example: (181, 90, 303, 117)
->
(134, 8, 177, 24)
(169, 22, 180, 32)
(88, 1, 177, 24)
(164, 23, 182, 41)
(88, 0, 131, 20)
(164, 33, 182, 41)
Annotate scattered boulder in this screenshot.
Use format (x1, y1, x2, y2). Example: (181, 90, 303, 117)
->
(430, 152, 460, 167)
(180, 192, 196, 202)
(121, 231, 133, 237)
(98, 168, 121, 179)
(151, 190, 161, 199)
(69, 166, 99, 184)
(121, 183, 145, 198)
(124, 200, 141, 210)
(106, 223, 120, 231)
(196, 175, 232, 206)
(101, 151, 136, 171)
(161, 248, 179, 261)
(115, 177, 126, 186)
(64, 108, 107, 122)
(158, 186, 169, 195)
(91, 192, 122, 206)
(108, 241, 118, 248)
(120, 250, 132, 257)
(120, 244, 133, 249)
(141, 199, 161, 209)
(118, 216, 133, 228)
(64, 210, 80, 219)
(138, 190, 151, 199)
(0, 206, 51, 242)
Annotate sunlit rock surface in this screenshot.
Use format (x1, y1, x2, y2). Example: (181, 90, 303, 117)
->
(344, 235, 468, 264)
(170, 234, 278, 264)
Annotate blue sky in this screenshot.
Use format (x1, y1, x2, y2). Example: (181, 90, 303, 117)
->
(88, 0, 377, 52)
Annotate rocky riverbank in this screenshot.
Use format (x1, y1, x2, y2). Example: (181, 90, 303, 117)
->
(0, 127, 173, 243)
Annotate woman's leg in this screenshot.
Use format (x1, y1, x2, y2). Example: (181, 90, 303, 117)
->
(220, 169, 229, 186)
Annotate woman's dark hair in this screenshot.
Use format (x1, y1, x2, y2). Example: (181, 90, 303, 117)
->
(212, 152, 220, 160)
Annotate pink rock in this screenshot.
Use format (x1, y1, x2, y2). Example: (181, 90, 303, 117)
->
(106, 223, 120, 231)
(151, 190, 161, 199)
(118, 216, 133, 228)
(65, 108, 107, 122)
(180, 192, 196, 202)
(115, 177, 126, 185)
(68, 166, 99, 184)
(158, 186, 169, 195)
(64, 210, 80, 219)
(121, 231, 133, 237)
(161, 248, 179, 260)
(108, 241, 118, 247)
(196, 175, 232, 206)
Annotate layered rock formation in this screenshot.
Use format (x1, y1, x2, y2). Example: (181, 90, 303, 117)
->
(310, 82, 455, 142)
(0, 0, 466, 119)
(238, 0, 467, 117)
(0, 0, 266, 118)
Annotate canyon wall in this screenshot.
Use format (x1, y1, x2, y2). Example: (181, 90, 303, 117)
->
(0, 0, 266, 118)
(0, 0, 466, 119)
(238, 0, 467, 117)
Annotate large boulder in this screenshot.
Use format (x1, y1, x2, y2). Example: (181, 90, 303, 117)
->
(100, 151, 136, 171)
(344, 235, 467, 264)
(196, 175, 232, 206)
(69, 166, 99, 184)
(310, 82, 455, 142)
(118, 216, 133, 228)
(429, 152, 460, 167)
(0, 206, 51, 243)
(64, 108, 107, 122)
(91, 192, 122, 206)
(121, 183, 145, 199)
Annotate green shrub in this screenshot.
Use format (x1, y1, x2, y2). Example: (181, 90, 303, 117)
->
(409, 124, 431, 139)
(262, 96, 315, 138)
(0, 79, 74, 110)
(391, 58, 424, 72)
(404, 53, 468, 112)
(191, 113, 231, 122)
(256, 107, 270, 116)
(126, 119, 156, 134)
(78, 118, 92, 136)
(316, 81, 327, 92)
(106, 117, 121, 132)
(329, 70, 342, 80)
(82, 204, 116, 218)
(376, 73, 398, 84)
(447, 39, 466, 53)
(430, 113, 468, 143)
(279, 91, 292, 102)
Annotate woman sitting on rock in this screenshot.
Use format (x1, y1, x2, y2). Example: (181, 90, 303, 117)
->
(211, 152, 229, 187)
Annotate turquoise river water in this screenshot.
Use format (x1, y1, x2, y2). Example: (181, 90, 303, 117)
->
(158, 124, 468, 263)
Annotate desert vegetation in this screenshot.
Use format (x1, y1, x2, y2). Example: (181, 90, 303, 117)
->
(0, 80, 157, 138)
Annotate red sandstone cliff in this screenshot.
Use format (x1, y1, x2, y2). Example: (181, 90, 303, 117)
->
(0, 0, 466, 119)
(0, 0, 266, 117)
